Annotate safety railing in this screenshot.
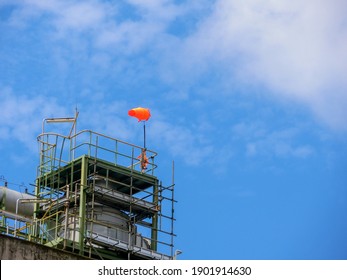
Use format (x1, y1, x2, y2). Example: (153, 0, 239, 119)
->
(37, 130, 158, 176)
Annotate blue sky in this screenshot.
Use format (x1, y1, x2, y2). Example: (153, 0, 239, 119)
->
(1, 0, 347, 260)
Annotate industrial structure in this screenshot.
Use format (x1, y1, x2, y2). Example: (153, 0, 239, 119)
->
(0, 112, 177, 260)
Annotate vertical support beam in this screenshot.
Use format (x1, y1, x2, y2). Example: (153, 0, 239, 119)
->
(151, 181, 159, 251)
(78, 155, 87, 255)
(34, 179, 39, 213)
(32, 179, 40, 238)
(170, 161, 175, 258)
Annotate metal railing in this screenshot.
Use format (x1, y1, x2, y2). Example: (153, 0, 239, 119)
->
(37, 130, 158, 176)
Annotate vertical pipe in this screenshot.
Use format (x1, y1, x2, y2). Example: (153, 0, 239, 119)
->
(63, 184, 70, 249)
(171, 160, 175, 258)
(88, 132, 92, 157)
(89, 159, 97, 258)
(78, 155, 87, 255)
(72, 184, 78, 252)
(70, 109, 78, 161)
(115, 140, 118, 165)
(95, 136, 99, 159)
(70, 131, 74, 162)
(128, 147, 135, 260)
(34, 179, 39, 219)
(151, 180, 159, 251)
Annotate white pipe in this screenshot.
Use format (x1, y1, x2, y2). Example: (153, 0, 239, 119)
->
(0, 187, 35, 217)
(14, 198, 50, 236)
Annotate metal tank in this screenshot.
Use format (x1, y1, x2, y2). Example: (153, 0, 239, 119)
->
(57, 177, 150, 249)
(58, 204, 129, 242)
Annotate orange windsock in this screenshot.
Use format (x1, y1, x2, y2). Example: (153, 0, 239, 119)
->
(128, 107, 151, 122)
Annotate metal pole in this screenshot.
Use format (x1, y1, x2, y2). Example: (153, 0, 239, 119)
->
(143, 121, 146, 149)
(63, 184, 70, 249)
(78, 155, 87, 256)
(151, 181, 158, 251)
(128, 147, 135, 260)
(171, 161, 175, 258)
(15, 198, 50, 237)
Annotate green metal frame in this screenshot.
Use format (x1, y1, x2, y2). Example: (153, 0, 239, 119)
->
(32, 129, 176, 259)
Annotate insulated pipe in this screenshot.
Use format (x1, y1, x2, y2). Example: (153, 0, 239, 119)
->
(0, 186, 35, 217)
(14, 198, 50, 236)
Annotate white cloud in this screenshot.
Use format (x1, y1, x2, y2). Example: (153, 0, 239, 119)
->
(6, 0, 185, 56)
(0, 86, 205, 166)
(126, 0, 183, 22)
(150, 119, 214, 165)
(2, 0, 345, 169)
(0, 86, 68, 152)
(0, 84, 212, 166)
(6, 0, 347, 133)
(233, 121, 314, 159)
(5, 0, 115, 36)
(77, 100, 133, 141)
(171, 0, 347, 131)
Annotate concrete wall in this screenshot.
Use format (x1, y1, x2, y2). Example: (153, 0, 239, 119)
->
(0, 234, 89, 260)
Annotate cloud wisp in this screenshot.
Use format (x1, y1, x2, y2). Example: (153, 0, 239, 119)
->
(172, 0, 347, 130)
(1, 0, 346, 169)
(5, 0, 347, 133)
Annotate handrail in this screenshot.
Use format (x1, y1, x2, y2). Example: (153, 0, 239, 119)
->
(38, 129, 157, 155)
(37, 129, 158, 175)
